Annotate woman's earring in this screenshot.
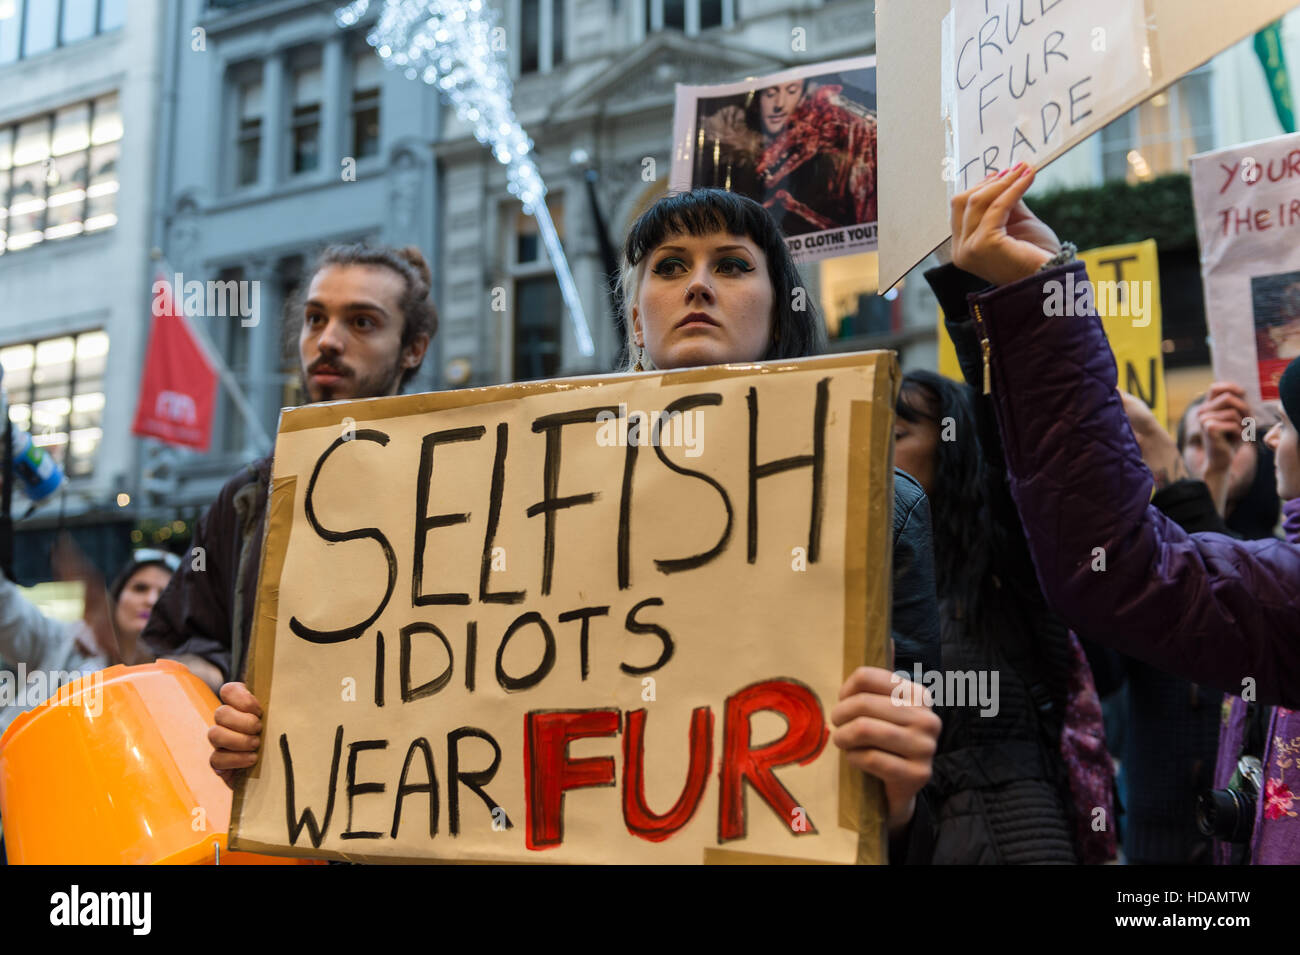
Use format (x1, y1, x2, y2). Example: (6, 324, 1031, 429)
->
(633, 344, 645, 372)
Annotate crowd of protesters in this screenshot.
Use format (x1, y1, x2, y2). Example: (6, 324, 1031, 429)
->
(4, 179, 1300, 865)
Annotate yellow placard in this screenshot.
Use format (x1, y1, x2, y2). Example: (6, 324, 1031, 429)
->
(938, 240, 1166, 426)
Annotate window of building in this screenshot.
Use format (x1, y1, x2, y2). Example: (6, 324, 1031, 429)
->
(551, 0, 564, 69)
(351, 50, 382, 160)
(0, 93, 120, 255)
(235, 75, 262, 187)
(99, 0, 124, 30)
(644, 0, 730, 35)
(290, 61, 322, 175)
(1099, 67, 1214, 184)
(218, 267, 249, 451)
(518, 0, 566, 75)
(61, 0, 98, 44)
(0, 2, 20, 64)
(87, 93, 121, 232)
(510, 201, 564, 380)
(0, 330, 108, 479)
(279, 254, 306, 409)
(514, 276, 563, 380)
(21, 0, 56, 57)
(0, 0, 124, 65)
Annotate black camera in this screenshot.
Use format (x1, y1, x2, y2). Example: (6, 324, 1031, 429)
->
(1196, 755, 1263, 844)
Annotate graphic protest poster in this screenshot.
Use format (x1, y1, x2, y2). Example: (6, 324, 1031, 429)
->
(938, 239, 1167, 425)
(876, 0, 1300, 291)
(1191, 132, 1300, 407)
(229, 353, 897, 864)
(670, 57, 877, 264)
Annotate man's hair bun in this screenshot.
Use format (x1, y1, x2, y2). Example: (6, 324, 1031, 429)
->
(397, 245, 433, 291)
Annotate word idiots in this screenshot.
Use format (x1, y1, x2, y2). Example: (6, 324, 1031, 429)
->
(278, 678, 828, 851)
(288, 379, 831, 647)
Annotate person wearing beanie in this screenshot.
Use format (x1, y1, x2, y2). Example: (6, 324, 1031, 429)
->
(107, 550, 179, 667)
(0, 543, 177, 736)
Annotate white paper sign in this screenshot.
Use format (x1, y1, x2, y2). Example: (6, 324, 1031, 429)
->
(1191, 132, 1300, 409)
(943, 0, 1152, 191)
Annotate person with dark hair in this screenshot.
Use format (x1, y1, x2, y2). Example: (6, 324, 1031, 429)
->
(892, 367, 1115, 864)
(0, 546, 177, 733)
(1176, 386, 1282, 539)
(212, 189, 943, 861)
(142, 243, 436, 692)
(617, 187, 826, 367)
(940, 163, 1300, 863)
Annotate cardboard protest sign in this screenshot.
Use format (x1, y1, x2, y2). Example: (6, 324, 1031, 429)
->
(938, 239, 1167, 425)
(229, 353, 897, 864)
(670, 56, 877, 264)
(877, 0, 1300, 291)
(1191, 132, 1300, 407)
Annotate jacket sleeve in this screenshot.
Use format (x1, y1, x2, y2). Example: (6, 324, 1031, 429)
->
(892, 471, 942, 675)
(972, 260, 1300, 708)
(0, 574, 81, 670)
(140, 481, 237, 682)
(1285, 498, 1300, 544)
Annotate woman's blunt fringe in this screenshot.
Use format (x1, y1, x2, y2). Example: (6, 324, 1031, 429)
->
(618, 188, 823, 369)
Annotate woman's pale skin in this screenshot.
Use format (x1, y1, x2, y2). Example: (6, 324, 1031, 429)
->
(214, 228, 942, 836)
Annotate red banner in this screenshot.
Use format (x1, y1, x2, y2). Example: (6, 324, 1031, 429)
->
(131, 274, 218, 451)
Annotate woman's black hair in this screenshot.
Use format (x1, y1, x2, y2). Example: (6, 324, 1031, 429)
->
(618, 188, 825, 367)
(897, 369, 999, 626)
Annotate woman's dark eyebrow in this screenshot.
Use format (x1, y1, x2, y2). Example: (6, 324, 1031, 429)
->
(653, 244, 753, 254)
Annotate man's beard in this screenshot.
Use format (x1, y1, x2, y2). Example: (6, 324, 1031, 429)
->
(301, 352, 405, 403)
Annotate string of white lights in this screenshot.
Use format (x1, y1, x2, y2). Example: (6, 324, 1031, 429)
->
(337, 0, 596, 358)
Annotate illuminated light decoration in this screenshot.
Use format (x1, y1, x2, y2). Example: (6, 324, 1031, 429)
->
(337, 0, 596, 358)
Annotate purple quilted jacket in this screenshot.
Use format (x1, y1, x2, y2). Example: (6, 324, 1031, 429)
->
(1213, 497, 1300, 864)
(967, 261, 1300, 711)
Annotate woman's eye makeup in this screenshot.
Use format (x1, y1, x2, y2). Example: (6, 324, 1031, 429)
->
(651, 256, 686, 275)
(650, 254, 755, 275)
(717, 256, 754, 274)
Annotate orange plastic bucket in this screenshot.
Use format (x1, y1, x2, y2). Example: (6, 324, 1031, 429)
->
(0, 660, 309, 865)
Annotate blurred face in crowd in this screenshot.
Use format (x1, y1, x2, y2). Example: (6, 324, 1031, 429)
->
(298, 265, 426, 403)
(760, 82, 804, 137)
(632, 231, 774, 369)
(894, 410, 939, 498)
(1180, 400, 1258, 507)
(1265, 412, 1300, 500)
(113, 565, 172, 643)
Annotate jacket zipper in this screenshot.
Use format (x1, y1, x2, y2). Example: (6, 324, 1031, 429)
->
(973, 302, 991, 395)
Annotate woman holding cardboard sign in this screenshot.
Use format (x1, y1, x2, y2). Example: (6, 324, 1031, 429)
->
(616, 188, 942, 852)
(211, 189, 944, 861)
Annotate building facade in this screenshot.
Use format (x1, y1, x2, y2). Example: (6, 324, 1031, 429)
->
(151, 0, 445, 511)
(434, 0, 884, 388)
(0, 0, 154, 577)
